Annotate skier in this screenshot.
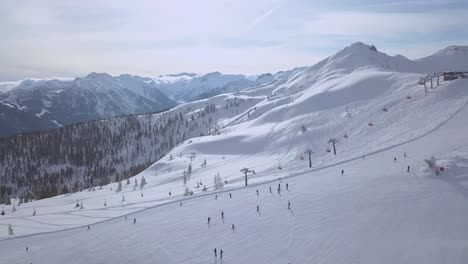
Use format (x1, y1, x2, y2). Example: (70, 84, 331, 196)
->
(256, 189, 259, 196)
(229, 193, 232, 199)
(394, 157, 397, 162)
(179, 202, 182, 206)
(87, 225, 90, 230)
(278, 183, 281, 190)
(208, 217, 211, 224)
(407, 165, 410, 172)
(214, 248, 217, 257)
(220, 249, 223, 259)
(26, 247, 29, 252)
(269, 186, 272, 193)
(133, 218, 136, 224)
(125, 215, 127, 221)
(341, 169, 344, 175)
(286, 183, 289, 190)
(215, 195, 218, 200)
(288, 201, 291, 210)
(221, 211, 224, 219)
(231, 224, 235, 230)
(404, 152, 407, 158)
(169, 191, 171, 196)
(257, 205, 260, 212)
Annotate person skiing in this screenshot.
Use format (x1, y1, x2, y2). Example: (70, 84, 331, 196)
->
(169, 191, 171, 196)
(215, 195, 218, 200)
(286, 183, 289, 190)
(220, 249, 223, 259)
(87, 225, 90, 230)
(288, 201, 291, 210)
(208, 217, 211, 224)
(214, 248, 217, 257)
(341, 169, 344, 175)
(229, 193, 232, 199)
(257, 205, 260, 212)
(394, 157, 397, 162)
(221, 211, 224, 219)
(404, 152, 407, 158)
(256, 189, 259, 196)
(26, 247, 29, 252)
(133, 218, 136, 224)
(269, 186, 272, 193)
(231, 224, 235, 230)
(278, 183, 281, 190)
(407, 165, 410, 172)
(179, 201, 182, 206)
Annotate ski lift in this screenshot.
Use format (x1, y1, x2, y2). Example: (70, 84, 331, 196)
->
(382, 107, 388, 112)
(326, 148, 331, 153)
(406, 95, 412, 99)
(368, 121, 374, 127)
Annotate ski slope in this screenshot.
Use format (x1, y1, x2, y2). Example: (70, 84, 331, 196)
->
(1, 43, 468, 263)
(2, 93, 468, 263)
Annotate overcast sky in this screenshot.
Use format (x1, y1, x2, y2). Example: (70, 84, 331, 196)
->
(1, 0, 468, 81)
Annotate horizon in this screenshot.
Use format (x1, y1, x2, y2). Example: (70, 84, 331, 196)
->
(1, 0, 468, 82)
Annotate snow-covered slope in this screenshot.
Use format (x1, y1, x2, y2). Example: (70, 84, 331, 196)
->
(2, 42, 468, 263)
(0, 73, 176, 138)
(416, 45, 468, 72)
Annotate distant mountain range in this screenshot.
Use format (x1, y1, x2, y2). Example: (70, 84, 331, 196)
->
(1, 43, 467, 138)
(0, 73, 176, 138)
(0, 68, 305, 138)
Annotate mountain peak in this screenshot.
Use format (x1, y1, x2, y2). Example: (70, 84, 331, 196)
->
(84, 72, 113, 79)
(433, 45, 468, 56)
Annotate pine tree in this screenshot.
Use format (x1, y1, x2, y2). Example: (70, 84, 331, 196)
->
(140, 176, 147, 190)
(214, 172, 224, 190)
(116, 181, 122, 192)
(188, 163, 192, 176)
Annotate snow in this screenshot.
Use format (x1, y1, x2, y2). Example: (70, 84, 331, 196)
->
(50, 120, 63, 127)
(35, 108, 50, 118)
(0, 81, 20, 93)
(1, 42, 468, 263)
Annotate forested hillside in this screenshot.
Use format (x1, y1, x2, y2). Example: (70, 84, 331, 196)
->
(0, 95, 257, 203)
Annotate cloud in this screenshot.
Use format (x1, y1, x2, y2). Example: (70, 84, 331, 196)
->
(0, 0, 467, 81)
(302, 10, 468, 37)
(248, 6, 279, 31)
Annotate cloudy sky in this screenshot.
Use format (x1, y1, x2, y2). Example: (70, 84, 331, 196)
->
(1, 0, 468, 81)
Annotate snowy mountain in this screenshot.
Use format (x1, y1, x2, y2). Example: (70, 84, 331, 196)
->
(1, 42, 468, 263)
(153, 69, 305, 102)
(0, 73, 177, 138)
(416, 45, 468, 72)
